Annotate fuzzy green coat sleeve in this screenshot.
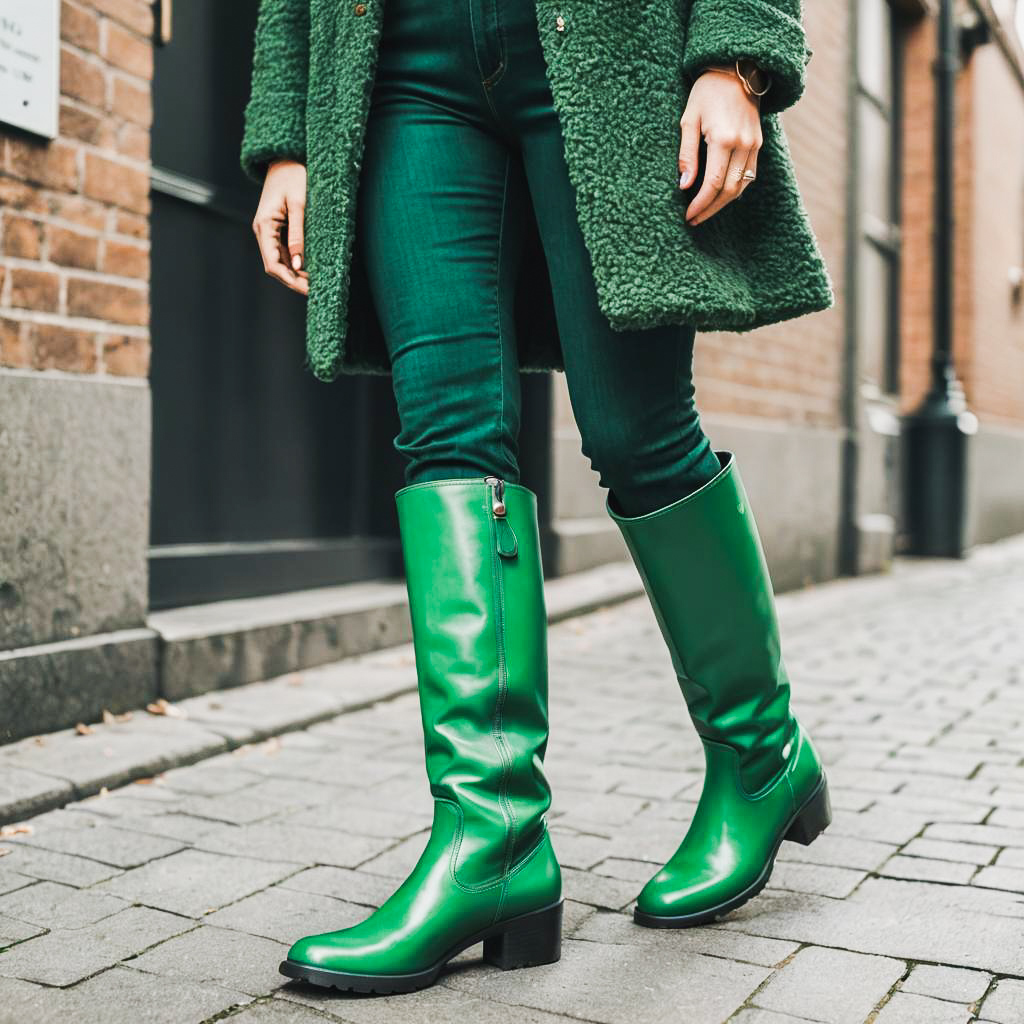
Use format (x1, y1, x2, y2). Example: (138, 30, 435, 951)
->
(239, 0, 310, 183)
(683, 0, 811, 115)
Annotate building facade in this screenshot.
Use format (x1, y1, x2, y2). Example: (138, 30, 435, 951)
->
(2, 0, 1023, 744)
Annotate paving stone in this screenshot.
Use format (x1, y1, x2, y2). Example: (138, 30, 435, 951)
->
(547, 829, 614, 870)
(128, 924, 290, 997)
(560, 865, 637, 910)
(0, 843, 123, 887)
(279, 802, 431, 840)
(96, 811, 227, 844)
(221, 999, 343, 1023)
(0, 880, 126, 929)
(573, 910, 798, 967)
(924, 822, 1024, 849)
(0, 913, 44, 949)
(900, 964, 991, 1003)
(276, 866, 399, 907)
(752, 945, 905, 1023)
(899, 837, 998, 865)
(776, 833, 897, 872)
(194, 821, 392, 870)
(357, 831, 430, 878)
(204, 886, 368, 945)
(979, 978, 1024, 1023)
(0, 967, 253, 1024)
(95, 849, 298, 917)
(0, 766, 74, 826)
(445, 937, 769, 1024)
(5, 823, 185, 868)
(0, 870, 35, 897)
(878, 855, 977, 885)
(767, 860, 867, 898)
(590, 857, 653, 882)
(548, 788, 649, 829)
(156, 759, 266, 797)
(731, 1012, 820, 1024)
(719, 878, 1024, 975)
(873, 992, 972, 1023)
(0, 905, 192, 986)
(971, 865, 1024, 893)
(279, 981, 572, 1023)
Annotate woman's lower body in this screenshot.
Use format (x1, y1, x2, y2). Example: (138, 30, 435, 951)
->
(278, 0, 830, 994)
(356, 0, 722, 515)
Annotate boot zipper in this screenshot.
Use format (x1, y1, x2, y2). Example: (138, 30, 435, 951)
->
(485, 476, 518, 558)
(485, 475, 517, 886)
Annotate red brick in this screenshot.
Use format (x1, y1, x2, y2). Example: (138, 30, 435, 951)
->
(102, 332, 150, 376)
(31, 322, 97, 373)
(2, 215, 44, 260)
(82, 151, 149, 213)
(66, 276, 147, 325)
(60, 46, 106, 107)
(0, 317, 33, 369)
(59, 102, 107, 145)
(102, 237, 148, 278)
(7, 138, 80, 193)
(9, 268, 60, 312)
(110, 74, 151, 127)
(91, 0, 153, 36)
(49, 223, 101, 270)
(61, 1, 101, 51)
(114, 210, 148, 240)
(103, 20, 153, 79)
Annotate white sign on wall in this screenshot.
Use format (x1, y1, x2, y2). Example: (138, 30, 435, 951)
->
(0, 0, 60, 139)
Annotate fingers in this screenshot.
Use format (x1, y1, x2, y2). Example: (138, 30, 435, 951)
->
(684, 136, 731, 225)
(252, 197, 308, 296)
(686, 130, 760, 226)
(678, 114, 701, 190)
(286, 193, 307, 277)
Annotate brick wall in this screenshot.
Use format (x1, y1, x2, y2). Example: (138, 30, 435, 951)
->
(0, 0, 153, 379)
(695, 0, 848, 430)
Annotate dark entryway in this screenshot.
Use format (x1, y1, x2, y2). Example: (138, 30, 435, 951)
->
(147, 1, 551, 610)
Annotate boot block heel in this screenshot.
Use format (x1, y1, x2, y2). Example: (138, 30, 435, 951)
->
(483, 900, 563, 971)
(784, 776, 832, 846)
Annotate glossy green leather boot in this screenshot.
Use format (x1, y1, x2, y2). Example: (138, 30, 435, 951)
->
(606, 450, 831, 927)
(280, 476, 562, 992)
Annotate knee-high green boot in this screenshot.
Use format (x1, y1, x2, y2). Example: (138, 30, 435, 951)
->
(606, 450, 831, 928)
(280, 476, 562, 991)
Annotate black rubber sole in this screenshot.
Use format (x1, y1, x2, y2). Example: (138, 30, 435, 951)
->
(633, 772, 832, 929)
(278, 898, 563, 995)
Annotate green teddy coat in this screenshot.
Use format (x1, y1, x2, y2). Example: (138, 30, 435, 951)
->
(240, 0, 834, 382)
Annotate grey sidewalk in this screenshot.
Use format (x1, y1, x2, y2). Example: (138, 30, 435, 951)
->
(2, 535, 1024, 1023)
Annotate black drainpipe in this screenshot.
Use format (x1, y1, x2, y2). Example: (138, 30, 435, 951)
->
(902, 0, 978, 557)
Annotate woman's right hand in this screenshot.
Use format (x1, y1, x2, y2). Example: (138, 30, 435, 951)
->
(252, 158, 309, 295)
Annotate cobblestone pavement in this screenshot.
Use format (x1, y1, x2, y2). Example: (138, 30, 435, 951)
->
(2, 535, 1024, 1024)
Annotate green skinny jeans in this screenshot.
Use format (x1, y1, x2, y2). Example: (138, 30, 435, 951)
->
(355, 0, 722, 517)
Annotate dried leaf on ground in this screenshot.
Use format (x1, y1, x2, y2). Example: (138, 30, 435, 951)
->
(0, 824, 33, 838)
(146, 698, 186, 719)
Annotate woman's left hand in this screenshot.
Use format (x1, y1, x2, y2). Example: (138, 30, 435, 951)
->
(678, 66, 763, 227)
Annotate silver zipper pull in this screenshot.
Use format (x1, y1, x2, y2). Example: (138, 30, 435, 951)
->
(485, 476, 517, 558)
(484, 475, 506, 517)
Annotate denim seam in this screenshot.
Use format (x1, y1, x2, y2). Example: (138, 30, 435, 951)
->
(495, 152, 511, 476)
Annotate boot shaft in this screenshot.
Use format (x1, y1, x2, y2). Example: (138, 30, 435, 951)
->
(606, 451, 795, 793)
(395, 476, 552, 886)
